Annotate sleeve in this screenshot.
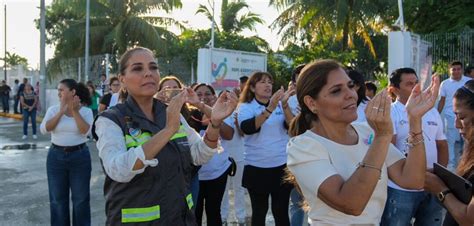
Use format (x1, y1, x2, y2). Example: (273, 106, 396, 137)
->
(237, 103, 261, 135)
(180, 115, 221, 166)
(223, 115, 235, 129)
(287, 135, 338, 195)
(81, 107, 95, 134)
(40, 106, 57, 135)
(386, 143, 406, 167)
(240, 117, 261, 135)
(439, 82, 447, 97)
(95, 116, 159, 183)
(390, 109, 398, 136)
(434, 112, 447, 140)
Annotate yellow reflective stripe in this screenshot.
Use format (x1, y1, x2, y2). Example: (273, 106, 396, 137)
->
(125, 132, 152, 148)
(186, 193, 193, 209)
(121, 205, 160, 223)
(170, 125, 187, 141)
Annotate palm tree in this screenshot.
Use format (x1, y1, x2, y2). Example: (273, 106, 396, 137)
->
(0, 52, 28, 68)
(46, 0, 183, 58)
(270, 0, 391, 57)
(45, 0, 184, 79)
(196, 0, 264, 33)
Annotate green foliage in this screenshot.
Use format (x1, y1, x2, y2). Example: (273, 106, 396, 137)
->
(0, 52, 28, 68)
(196, 0, 264, 33)
(374, 71, 389, 91)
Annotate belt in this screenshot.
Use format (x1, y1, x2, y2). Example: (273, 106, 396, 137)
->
(52, 143, 86, 152)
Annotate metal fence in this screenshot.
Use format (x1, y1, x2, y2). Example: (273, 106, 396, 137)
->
(46, 54, 194, 88)
(422, 29, 474, 75)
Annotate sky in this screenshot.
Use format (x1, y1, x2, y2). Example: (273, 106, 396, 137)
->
(0, 0, 283, 69)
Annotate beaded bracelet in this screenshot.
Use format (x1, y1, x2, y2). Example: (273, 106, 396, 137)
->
(204, 133, 218, 143)
(405, 136, 424, 149)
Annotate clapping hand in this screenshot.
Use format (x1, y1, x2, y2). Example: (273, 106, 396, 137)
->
(68, 95, 82, 113)
(165, 90, 187, 133)
(268, 86, 285, 111)
(365, 89, 393, 137)
(406, 75, 440, 119)
(281, 85, 296, 106)
(210, 91, 239, 126)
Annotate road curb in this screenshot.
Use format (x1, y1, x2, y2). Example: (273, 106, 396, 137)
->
(0, 112, 43, 122)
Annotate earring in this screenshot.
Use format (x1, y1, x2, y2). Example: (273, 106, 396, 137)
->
(312, 109, 318, 114)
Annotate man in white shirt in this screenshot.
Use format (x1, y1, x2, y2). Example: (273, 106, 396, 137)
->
(381, 68, 448, 226)
(437, 61, 471, 170)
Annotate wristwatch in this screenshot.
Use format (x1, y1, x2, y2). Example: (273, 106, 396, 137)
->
(437, 189, 452, 203)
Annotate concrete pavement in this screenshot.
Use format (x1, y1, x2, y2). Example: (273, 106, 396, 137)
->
(0, 116, 106, 225)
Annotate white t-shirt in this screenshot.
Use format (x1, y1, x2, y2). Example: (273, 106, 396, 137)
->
(439, 76, 471, 117)
(198, 129, 231, 181)
(238, 99, 289, 168)
(388, 101, 446, 191)
(288, 95, 300, 115)
(287, 123, 405, 225)
(109, 92, 120, 108)
(221, 113, 245, 162)
(355, 100, 368, 123)
(40, 105, 94, 146)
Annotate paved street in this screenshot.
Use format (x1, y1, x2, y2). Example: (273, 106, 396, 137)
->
(0, 116, 107, 225)
(0, 116, 283, 226)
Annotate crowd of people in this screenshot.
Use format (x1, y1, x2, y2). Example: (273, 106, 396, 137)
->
(18, 46, 472, 226)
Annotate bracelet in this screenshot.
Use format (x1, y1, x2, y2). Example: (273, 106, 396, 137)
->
(210, 120, 221, 129)
(357, 162, 382, 176)
(409, 131, 423, 137)
(204, 133, 218, 143)
(265, 108, 273, 114)
(405, 136, 424, 149)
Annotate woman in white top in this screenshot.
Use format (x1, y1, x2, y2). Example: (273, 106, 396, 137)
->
(40, 78, 94, 226)
(286, 60, 440, 225)
(237, 71, 295, 226)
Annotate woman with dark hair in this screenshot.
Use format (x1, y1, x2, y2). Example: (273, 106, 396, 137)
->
(98, 77, 121, 113)
(87, 84, 100, 117)
(286, 59, 440, 225)
(188, 83, 235, 226)
(93, 47, 237, 225)
(20, 83, 38, 139)
(40, 79, 93, 226)
(425, 80, 474, 226)
(237, 71, 295, 226)
(347, 69, 370, 122)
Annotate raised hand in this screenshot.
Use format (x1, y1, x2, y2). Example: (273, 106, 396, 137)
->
(406, 75, 440, 119)
(281, 85, 296, 106)
(69, 95, 82, 112)
(184, 88, 202, 107)
(268, 86, 284, 111)
(364, 89, 393, 137)
(210, 91, 239, 126)
(154, 89, 168, 103)
(165, 90, 187, 134)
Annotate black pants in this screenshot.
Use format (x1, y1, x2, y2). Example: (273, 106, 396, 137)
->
(195, 170, 228, 226)
(248, 185, 292, 226)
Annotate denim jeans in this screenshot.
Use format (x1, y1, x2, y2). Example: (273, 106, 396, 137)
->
(1, 95, 9, 112)
(290, 188, 305, 226)
(22, 108, 37, 135)
(381, 187, 443, 226)
(47, 144, 92, 226)
(445, 114, 464, 169)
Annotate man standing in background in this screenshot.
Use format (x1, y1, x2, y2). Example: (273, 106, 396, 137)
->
(0, 80, 11, 113)
(437, 61, 472, 170)
(12, 79, 20, 114)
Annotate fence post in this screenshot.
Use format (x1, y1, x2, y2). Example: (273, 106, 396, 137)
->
(105, 53, 109, 79)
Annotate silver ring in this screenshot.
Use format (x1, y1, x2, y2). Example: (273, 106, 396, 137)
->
(372, 107, 380, 110)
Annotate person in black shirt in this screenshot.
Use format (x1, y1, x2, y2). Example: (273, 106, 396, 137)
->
(98, 77, 120, 113)
(0, 80, 11, 113)
(425, 80, 474, 226)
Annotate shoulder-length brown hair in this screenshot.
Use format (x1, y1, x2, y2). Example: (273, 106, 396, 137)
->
(239, 71, 273, 103)
(454, 80, 474, 177)
(158, 75, 184, 91)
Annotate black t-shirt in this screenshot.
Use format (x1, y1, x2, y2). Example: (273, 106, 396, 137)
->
(443, 169, 474, 226)
(100, 93, 112, 107)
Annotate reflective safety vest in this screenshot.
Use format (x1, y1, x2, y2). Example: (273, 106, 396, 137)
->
(93, 96, 198, 225)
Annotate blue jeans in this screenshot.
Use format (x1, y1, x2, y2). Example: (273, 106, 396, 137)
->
(290, 188, 305, 226)
(1, 95, 9, 112)
(47, 144, 92, 226)
(381, 187, 443, 226)
(22, 109, 37, 135)
(445, 114, 463, 169)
